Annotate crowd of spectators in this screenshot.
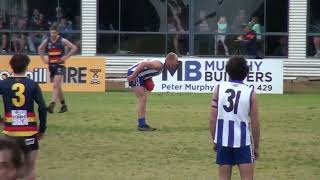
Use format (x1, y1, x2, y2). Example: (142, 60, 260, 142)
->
(194, 8, 266, 58)
(0, 8, 80, 54)
(0, 4, 291, 57)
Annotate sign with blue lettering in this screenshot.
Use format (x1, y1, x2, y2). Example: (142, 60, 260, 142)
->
(153, 58, 283, 94)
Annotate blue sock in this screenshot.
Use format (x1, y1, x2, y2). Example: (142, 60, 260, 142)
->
(138, 117, 146, 126)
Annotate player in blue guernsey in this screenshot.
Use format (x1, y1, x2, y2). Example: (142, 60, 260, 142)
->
(209, 56, 260, 180)
(0, 54, 47, 180)
(127, 52, 179, 131)
(38, 24, 77, 114)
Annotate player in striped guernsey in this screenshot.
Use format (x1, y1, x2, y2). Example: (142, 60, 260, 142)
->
(127, 52, 179, 131)
(0, 54, 47, 180)
(38, 24, 78, 114)
(209, 56, 260, 180)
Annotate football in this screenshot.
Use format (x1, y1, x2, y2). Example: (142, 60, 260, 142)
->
(144, 78, 155, 91)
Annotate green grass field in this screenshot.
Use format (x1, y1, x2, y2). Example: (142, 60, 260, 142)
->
(4, 92, 320, 179)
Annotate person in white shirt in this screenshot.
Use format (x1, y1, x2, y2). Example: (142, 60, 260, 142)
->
(215, 16, 229, 56)
(209, 56, 260, 180)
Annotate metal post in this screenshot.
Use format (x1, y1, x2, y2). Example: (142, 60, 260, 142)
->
(189, 0, 194, 56)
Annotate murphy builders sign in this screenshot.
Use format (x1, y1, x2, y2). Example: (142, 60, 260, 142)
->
(153, 58, 283, 94)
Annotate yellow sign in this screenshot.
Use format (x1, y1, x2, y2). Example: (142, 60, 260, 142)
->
(0, 56, 106, 92)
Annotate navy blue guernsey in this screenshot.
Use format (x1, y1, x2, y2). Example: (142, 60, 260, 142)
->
(47, 36, 65, 64)
(0, 77, 47, 136)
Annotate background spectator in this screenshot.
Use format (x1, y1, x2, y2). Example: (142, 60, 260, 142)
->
(238, 25, 257, 57)
(30, 9, 40, 26)
(0, 1, 80, 54)
(313, 36, 320, 57)
(167, 16, 177, 32)
(56, 6, 63, 22)
(0, 15, 8, 53)
(11, 17, 27, 53)
(231, 9, 248, 34)
(195, 10, 214, 55)
(249, 16, 263, 57)
(27, 13, 47, 53)
(59, 16, 73, 39)
(197, 10, 209, 32)
(249, 16, 261, 40)
(215, 16, 229, 55)
(167, 0, 188, 55)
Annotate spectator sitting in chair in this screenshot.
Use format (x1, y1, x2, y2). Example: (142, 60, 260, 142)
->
(59, 17, 73, 39)
(27, 14, 47, 53)
(11, 17, 27, 53)
(238, 25, 257, 58)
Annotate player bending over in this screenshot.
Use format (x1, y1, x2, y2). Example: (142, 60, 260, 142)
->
(127, 52, 179, 131)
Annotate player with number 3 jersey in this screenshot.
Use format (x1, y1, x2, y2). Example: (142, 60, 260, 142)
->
(0, 54, 47, 180)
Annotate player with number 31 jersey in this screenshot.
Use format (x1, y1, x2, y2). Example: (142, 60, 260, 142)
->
(210, 56, 260, 180)
(214, 81, 252, 148)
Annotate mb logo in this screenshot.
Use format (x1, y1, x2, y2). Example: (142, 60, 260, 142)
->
(162, 60, 228, 82)
(162, 61, 202, 81)
(90, 69, 101, 84)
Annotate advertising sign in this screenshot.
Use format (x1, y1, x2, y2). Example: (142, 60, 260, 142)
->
(153, 58, 283, 94)
(0, 56, 106, 92)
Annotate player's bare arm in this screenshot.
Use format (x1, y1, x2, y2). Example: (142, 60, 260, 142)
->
(127, 60, 162, 82)
(60, 38, 78, 62)
(250, 91, 260, 160)
(209, 87, 218, 151)
(38, 39, 49, 64)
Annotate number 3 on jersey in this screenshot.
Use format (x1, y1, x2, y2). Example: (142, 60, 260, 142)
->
(223, 89, 241, 114)
(12, 83, 26, 107)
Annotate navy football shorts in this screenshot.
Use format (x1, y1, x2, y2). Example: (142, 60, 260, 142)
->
(49, 64, 65, 79)
(216, 145, 255, 165)
(7, 134, 39, 153)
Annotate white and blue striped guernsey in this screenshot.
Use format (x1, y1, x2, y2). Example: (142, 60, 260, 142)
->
(128, 59, 164, 80)
(214, 81, 254, 148)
